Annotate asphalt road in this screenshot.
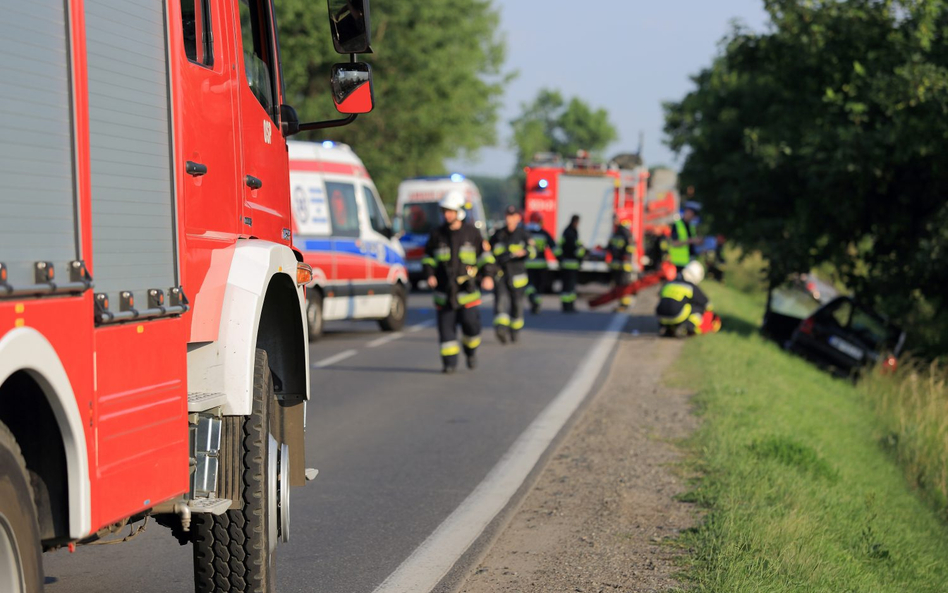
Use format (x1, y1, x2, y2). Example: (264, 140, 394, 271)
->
(44, 290, 637, 593)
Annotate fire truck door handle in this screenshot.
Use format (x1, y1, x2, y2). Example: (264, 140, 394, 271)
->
(186, 161, 208, 177)
(245, 175, 263, 190)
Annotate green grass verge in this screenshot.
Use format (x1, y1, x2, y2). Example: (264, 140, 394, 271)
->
(672, 281, 948, 592)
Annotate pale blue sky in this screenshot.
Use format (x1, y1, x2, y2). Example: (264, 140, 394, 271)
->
(446, 0, 770, 177)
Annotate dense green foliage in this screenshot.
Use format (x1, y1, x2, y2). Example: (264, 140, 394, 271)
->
(673, 282, 948, 592)
(664, 0, 948, 355)
(277, 0, 510, 203)
(510, 89, 618, 173)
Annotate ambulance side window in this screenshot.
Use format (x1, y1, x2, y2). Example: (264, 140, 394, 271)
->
(363, 186, 389, 235)
(326, 181, 360, 238)
(238, 0, 277, 117)
(181, 0, 213, 66)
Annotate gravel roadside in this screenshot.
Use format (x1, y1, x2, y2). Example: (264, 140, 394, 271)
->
(458, 296, 698, 593)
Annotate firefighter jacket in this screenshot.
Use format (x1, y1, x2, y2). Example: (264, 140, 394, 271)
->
(656, 280, 710, 326)
(555, 225, 586, 270)
(525, 223, 555, 270)
(608, 224, 635, 272)
(668, 218, 697, 267)
(490, 225, 533, 289)
(422, 222, 495, 309)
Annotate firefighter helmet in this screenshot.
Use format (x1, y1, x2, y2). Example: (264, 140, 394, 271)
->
(682, 261, 705, 285)
(439, 190, 467, 221)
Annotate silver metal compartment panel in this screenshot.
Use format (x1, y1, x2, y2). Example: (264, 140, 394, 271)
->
(556, 175, 617, 249)
(86, 0, 177, 311)
(0, 1, 78, 287)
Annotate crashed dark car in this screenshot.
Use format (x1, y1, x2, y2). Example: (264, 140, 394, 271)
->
(787, 296, 905, 379)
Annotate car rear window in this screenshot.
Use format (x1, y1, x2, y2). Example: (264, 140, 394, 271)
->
(402, 202, 441, 234)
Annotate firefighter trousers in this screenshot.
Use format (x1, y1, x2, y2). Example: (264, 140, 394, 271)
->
(494, 276, 525, 335)
(526, 269, 544, 311)
(560, 268, 578, 312)
(437, 305, 482, 369)
(611, 268, 633, 309)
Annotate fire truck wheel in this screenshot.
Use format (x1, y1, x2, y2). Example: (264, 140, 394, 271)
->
(379, 284, 407, 332)
(306, 292, 324, 342)
(0, 421, 45, 593)
(192, 349, 279, 593)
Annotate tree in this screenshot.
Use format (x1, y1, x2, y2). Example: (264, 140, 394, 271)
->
(277, 0, 510, 203)
(510, 89, 618, 173)
(664, 0, 948, 355)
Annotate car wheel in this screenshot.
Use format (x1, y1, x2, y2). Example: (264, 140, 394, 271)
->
(307, 292, 324, 342)
(379, 285, 407, 332)
(0, 421, 45, 593)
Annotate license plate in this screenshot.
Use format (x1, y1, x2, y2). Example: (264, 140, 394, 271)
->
(828, 335, 864, 361)
(407, 261, 422, 273)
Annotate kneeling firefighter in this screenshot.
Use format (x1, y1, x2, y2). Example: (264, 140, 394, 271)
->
(490, 206, 533, 344)
(423, 191, 496, 373)
(656, 261, 721, 337)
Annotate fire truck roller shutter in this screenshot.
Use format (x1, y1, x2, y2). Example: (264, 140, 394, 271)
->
(187, 242, 310, 418)
(0, 328, 92, 540)
(0, 1, 80, 292)
(86, 0, 179, 317)
(558, 175, 618, 250)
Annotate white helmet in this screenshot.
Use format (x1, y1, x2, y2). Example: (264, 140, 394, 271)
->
(682, 261, 705, 285)
(438, 190, 467, 221)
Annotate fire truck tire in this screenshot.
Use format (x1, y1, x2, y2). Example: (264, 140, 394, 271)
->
(0, 421, 45, 593)
(379, 284, 407, 332)
(192, 349, 278, 593)
(306, 292, 324, 342)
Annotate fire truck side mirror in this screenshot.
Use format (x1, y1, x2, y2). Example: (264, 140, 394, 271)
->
(281, 104, 301, 137)
(327, 0, 372, 54)
(330, 62, 374, 114)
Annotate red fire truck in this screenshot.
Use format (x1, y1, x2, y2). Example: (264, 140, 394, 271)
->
(524, 153, 671, 284)
(0, 1, 374, 591)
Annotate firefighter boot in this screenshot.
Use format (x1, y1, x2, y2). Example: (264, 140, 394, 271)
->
(510, 318, 524, 343)
(466, 353, 478, 370)
(530, 295, 541, 315)
(495, 324, 508, 345)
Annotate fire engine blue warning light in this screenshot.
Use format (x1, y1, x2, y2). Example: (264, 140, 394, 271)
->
(538, 179, 549, 189)
(322, 141, 335, 149)
(450, 173, 465, 183)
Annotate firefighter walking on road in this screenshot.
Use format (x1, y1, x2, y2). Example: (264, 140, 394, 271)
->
(555, 214, 586, 312)
(490, 206, 533, 343)
(608, 215, 636, 311)
(423, 191, 495, 373)
(525, 212, 556, 314)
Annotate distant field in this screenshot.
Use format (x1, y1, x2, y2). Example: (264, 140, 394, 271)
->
(671, 282, 948, 592)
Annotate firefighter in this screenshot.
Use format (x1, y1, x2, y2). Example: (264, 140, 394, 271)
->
(525, 212, 555, 314)
(656, 261, 721, 337)
(423, 191, 495, 373)
(490, 206, 533, 344)
(608, 214, 636, 311)
(555, 214, 586, 312)
(668, 201, 702, 272)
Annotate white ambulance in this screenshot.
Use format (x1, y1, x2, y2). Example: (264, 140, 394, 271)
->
(395, 175, 488, 288)
(289, 141, 408, 340)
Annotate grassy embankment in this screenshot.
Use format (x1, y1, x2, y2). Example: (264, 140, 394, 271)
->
(672, 281, 948, 592)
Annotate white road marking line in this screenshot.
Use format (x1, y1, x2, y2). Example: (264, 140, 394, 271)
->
(311, 349, 358, 369)
(372, 313, 629, 593)
(408, 320, 435, 333)
(367, 332, 405, 348)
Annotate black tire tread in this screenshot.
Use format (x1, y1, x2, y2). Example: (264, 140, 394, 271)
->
(0, 420, 44, 592)
(193, 349, 274, 593)
(379, 284, 407, 332)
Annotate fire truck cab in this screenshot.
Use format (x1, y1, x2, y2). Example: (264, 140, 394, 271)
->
(0, 1, 374, 591)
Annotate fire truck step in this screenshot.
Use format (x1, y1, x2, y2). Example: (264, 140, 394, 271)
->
(188, 391, 228, 412)
(188, 498, 232, 516)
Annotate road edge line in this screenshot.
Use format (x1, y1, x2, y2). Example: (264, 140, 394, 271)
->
(371, 313, 629, 593)
(311, 349, 358, 369)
